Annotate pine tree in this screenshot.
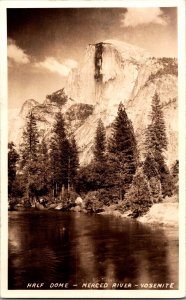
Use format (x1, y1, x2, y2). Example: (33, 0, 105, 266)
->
(107, 102, 138, 200)
(91, 119, 108, 189)
(148, 176, 162, 202)
(143, 152, 162, 202)
(171, 160, 179, 194)
(19, 111, 40, 200)
(50, 112, 70, 197)
(34, 137, 51, 196)
(8, 142, 19, 197)
(143, 152, 159, 179)
(50, 139, 61, 197)
(20, 111, 39, 167)
(145, 92, 172, 198)
(146, 92, 167, 154)
(93, 119, 106, 162)
(125, 167, 151, 210)
(171, 160, 179, 179)
(68, 135, 79, 190)
(159, 161, 173, 197)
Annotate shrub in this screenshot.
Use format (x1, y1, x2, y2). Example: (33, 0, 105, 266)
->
(84, 191, 104, 212)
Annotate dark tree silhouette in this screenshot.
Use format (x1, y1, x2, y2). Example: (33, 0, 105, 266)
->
(107, 102, 138, 200)
(8, 142, 19, 197)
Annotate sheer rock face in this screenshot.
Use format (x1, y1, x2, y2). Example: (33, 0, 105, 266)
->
(9, 40, 178, 166)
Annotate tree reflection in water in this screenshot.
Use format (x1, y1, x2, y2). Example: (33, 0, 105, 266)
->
(8, 211, 178, 289)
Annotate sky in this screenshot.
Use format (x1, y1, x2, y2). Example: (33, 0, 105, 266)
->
(7, 7, 178, 110)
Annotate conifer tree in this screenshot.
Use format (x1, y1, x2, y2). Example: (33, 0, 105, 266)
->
(50, 112, 70, 196)
(91, 119, 108, 190)
(159, 162, 173, 197)
(19, 111, 40, 200)
(125, 167, 151, 209)
(171, 160, 179, 194)
(8, 142, 19, 197)
(20, 111, 39, 168)
(143, 152, 159, 179)
(143, 152, 162, 202)
(68, 135, 79, 190)
(146, 92, 167, 154)
(171, 160, 179, 179)
(107, 103, 138, 200)
(35, 137, 51, 196)
(93, 119, 106, 162)
(145, 92, 172, 198)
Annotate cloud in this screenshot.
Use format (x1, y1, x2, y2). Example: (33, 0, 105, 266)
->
(64, 58, 78, 69)
(8, 40, 30, 64)
(121, 8, 168, 27)
(35, 57, 78, 77)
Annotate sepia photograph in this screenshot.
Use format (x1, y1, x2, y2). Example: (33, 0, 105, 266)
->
(0, 0, 185, 298)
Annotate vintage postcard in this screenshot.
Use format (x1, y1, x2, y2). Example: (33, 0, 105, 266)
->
(0, 0, 185, 298)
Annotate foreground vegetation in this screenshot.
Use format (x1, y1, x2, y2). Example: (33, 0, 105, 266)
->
(8, 92, 178, 218)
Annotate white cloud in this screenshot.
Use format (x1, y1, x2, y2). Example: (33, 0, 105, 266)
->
(121, 8, 168, 27)
(35, 57, 78, 77)
(8, 41, 30, 64)
(64, 58, 78, 69)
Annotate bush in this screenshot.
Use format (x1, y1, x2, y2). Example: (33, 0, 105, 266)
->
(58, 190, 79, 210)
(84, 188, 120, 212)
(123, 167, 153, 215)
(84, 191, 104, 212)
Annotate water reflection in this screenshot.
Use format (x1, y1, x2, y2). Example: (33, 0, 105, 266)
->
(8, 211, 178, 289)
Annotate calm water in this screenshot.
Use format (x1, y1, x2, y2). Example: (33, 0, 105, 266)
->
(8, 211, 178, 290)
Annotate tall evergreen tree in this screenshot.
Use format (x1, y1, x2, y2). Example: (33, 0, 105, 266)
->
(19, 111, 40, 200)
(171, 160, 179, 194)
(143, 152, 162, 202)
(93, 119, 106, 162)
(50, 112, 70, 197)
(20, 111, 39, 167)
(145, 92, 172, 198)
(35, 137, 51, 196)
(125, 166, 151, 209)
(68, 135, 79, 190)
(143, 152, 159, 180)
(91, 119, 108, 190)
(8, 142, 19, 197)
(107, 102, 138, 200)
(146, 92, 167, 154)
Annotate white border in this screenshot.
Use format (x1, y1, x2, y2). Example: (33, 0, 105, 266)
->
(0, 0, 185, 298)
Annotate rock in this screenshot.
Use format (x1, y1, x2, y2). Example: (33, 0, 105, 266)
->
(55, 203, 63, 210)
(71, 205, 81, 212)
(128, 209, 140, 218)
(75, 196, 84, 206)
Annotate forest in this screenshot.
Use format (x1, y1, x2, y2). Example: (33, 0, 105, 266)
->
(8, 92, 179, 217)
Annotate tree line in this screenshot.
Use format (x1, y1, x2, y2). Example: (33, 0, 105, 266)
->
(8, 92, 178, 213)
(8, 111, 79, 204)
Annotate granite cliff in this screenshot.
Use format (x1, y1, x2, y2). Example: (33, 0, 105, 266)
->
(9, 40, 178, 166)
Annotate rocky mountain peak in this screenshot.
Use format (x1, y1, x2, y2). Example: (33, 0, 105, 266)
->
(19, 99, 39, 118)
(9, 39, 178, 167)
(103, 39, 151, 62)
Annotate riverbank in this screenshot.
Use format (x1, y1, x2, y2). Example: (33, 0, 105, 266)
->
(9, 194, 179, 228)
(138, 198, 178, 227)
(99, 195, 179, 228)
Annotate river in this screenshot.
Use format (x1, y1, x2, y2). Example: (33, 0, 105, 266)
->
(8, 211, 178, 290)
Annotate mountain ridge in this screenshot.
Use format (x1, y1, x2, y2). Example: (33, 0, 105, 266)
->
(9, 40, 178, 167)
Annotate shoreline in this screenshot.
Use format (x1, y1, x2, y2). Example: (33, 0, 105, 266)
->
(9, 196, 179, 229)
(99, 200, 179, 229)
